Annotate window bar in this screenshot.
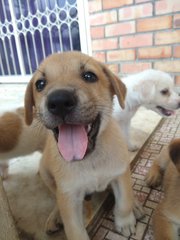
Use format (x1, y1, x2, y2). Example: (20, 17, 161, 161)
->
(48, 18, 54, 56)
(0, 50, 5, 75)
(26, 0, 39, 71)
(39, 28, 46, 61)
(24, 32, 33, 74)
(8, 0, 25, 75)
(9, 36, 17, 74)
(2, 39, 11, 75)
(1, 1, 11, 74)
(69, 22, 73, 51)
(54, 2, 62, 52)
(77, 0, 92, 55)
(32, 35, 39, 71)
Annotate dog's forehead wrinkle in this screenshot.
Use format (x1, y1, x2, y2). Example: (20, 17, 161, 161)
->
(36, 68, 45, 76)
(81, 57, 103, 74)
(81, 56, 94, 68)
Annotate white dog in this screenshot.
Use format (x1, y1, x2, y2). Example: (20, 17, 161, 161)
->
(113, 69, 180, 151)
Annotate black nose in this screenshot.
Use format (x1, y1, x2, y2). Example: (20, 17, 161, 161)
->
(47, 90, 77, 117)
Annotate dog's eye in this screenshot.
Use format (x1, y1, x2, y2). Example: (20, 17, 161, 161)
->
(35, 79, 46, 92)
(82, 71, 98, 83)
(161, 89, 169, 95)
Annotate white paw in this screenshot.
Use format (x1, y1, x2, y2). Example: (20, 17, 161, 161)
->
(115, 212, 136, 237)
(0, 163, 9, 180)
(128, 143, 139, 152)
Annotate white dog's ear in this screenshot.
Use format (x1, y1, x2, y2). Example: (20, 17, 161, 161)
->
(24, 78, 35, 125)
(134, 80, 155, 101)
(101, 64, 126, 109)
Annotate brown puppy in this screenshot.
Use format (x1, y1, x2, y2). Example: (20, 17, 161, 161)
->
(0, 108, 47, 179)
(146, 139, 180, 240)
(24, 51, 143, 240)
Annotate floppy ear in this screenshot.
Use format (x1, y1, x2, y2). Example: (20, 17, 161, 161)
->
(134, 80, 155, 101)
(102, 65, 126, 109)
(24, 79, 35, 125)
(169, 139, 180, 173)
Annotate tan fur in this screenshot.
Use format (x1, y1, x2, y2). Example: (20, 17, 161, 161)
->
(24, 51, 144, 240)
(146, 139, 180, 240)
(0, 112, 22, 152)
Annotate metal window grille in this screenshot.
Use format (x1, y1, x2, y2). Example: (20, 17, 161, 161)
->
(0, 0, 91, 81)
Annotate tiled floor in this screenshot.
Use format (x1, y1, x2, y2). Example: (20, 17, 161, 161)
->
(88, 111, 180, 240)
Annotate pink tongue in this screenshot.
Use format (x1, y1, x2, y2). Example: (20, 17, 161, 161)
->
(58, 124, 88, 161)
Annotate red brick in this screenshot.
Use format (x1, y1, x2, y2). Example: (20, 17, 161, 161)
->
(175, 76, 180, 86)
(138, 46, 172, 59)
(154, 61, 180, 73)
(90, 26, 104, 39)
(102, 0, 133, 9)
(155, 30, 180, 45)
(88, 0, 102, 13)
(155, 0, 180, 15)
(90, 10, 117, 26)
(92, 52, 106, 62)
(105, 21, 135, 37)
(120, 34, 153, 48)
(173, 46, 180, 58)
(174, 14, 180, 28)
(107, 49, 135, 62)
(118, 3, 152, 20)
(92, 38, 118, 51)
(137, 16, 172, 32)
(121, 62, 152, 74)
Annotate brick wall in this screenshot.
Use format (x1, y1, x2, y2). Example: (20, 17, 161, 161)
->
(88, 0, 180, 86)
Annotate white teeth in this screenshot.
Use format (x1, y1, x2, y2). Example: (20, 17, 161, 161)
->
(87, 124, 92, 133)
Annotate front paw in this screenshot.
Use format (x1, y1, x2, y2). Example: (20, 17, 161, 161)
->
(128, 143, 139, 152)
(45, 211, 63, 235)
(133, 198, 145, 220)
(114, 212, 136, 237)
(145, 164, 162, 187)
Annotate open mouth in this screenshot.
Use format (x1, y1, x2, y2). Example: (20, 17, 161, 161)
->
(53, 114, 101, 162)
(156, 106, 175, 116)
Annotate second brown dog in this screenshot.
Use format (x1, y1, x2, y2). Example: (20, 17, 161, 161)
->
(146, 138, 180, 240)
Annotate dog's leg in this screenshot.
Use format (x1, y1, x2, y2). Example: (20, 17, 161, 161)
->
(39, 164, 64, 234)
(120, 120, 139, 152)
(56, 190, 89, 240)
(39, 159, 56, 194)
(0, 162, 9, 180)
(153, 203, 178, 240)
(146, 146, 169, 187)
(111, 167, 137, 237)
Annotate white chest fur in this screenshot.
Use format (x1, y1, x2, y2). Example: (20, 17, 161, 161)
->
(60, 153, 127, 196)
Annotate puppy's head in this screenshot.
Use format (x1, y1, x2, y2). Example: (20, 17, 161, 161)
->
(25, 51, 126, 161)
(169, 138, 180, 174)
(135, 69, 180, 117)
